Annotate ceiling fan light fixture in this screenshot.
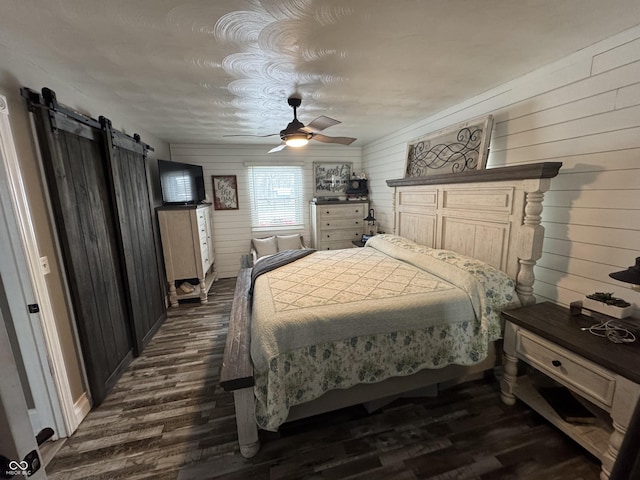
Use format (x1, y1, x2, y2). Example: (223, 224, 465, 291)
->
(285, 134, 309, 147)
(260, 97, 355, 153)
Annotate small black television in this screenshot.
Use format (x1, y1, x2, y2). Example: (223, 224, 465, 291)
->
(157, 159, 206, 205)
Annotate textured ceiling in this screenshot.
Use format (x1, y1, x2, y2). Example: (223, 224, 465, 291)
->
(2, 0, 640, 148)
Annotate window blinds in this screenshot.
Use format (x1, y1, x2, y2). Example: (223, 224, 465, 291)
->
(247, 165, 304, 230)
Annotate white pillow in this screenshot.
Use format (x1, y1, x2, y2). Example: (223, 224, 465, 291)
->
(277, 234, 303, 251)
(253, 236, 278, 259)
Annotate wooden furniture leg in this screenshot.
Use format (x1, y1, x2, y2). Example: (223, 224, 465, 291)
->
(169, 282, 178, 307)
(199, 276, 208, 303)
(233, 387, 260, 458)
(600, 378, 640, 480)
(500, 322, 517, 406)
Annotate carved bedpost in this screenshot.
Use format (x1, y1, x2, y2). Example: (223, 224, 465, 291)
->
(516, 178, 552, 305)
(391, 187, 397, 235)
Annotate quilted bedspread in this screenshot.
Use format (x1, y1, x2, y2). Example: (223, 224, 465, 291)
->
(250, 234, 520, 430)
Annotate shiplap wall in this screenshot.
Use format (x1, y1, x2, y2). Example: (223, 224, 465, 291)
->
(170, 144, 362, 278)
(362, 25, 640, 314)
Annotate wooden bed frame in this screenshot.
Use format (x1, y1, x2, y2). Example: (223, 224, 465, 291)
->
(221, 161, 562, 458)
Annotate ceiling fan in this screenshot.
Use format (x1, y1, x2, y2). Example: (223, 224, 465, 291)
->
(225, 97, 357, 153)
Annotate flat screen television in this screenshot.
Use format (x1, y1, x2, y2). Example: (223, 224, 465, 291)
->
(158, 159, 206, 205)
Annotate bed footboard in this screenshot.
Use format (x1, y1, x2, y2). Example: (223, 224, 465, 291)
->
(220, 268, 260, 458)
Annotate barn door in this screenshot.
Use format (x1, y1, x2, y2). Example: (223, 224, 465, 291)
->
(26, 89, 134, 406)
(101, 117, 165, 354)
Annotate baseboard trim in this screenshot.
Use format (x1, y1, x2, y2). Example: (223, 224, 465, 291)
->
(73, 392, 92, 429)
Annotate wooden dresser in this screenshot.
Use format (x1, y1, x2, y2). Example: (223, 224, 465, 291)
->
(157, 205, 216, 306)
(310, 200, 368, 250)
(500, 302, 640, 479)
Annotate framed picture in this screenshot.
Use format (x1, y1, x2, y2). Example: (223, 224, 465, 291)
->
(404, 115, 494, 178)
(212, 175, 239, 210)
(313, 162, 352, 198)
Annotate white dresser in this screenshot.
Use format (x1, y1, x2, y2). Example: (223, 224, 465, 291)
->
(310, 201, 368, 250)
(157, 205, 216, 306)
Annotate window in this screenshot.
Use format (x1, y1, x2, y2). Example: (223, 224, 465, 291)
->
(247, 165, 304, 230)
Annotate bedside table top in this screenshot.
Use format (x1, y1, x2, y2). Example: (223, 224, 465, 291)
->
(502, 302, 640, 384)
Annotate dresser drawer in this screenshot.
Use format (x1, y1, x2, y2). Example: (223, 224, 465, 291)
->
(319, 229, 362, 242)
(318, 204, 366, 219)
(319, 218, 364, 229)
(515, 329, 615, 408)
(196, 216, 206, 238)
(318, 240, 357, 250)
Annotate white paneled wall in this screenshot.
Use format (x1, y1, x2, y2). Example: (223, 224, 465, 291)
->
(363, 25, 640, 314)
(170, 144, 362, 278)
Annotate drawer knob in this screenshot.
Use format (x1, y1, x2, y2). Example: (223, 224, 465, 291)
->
(551, 360, 562, 367)
(327, 223, 330, 226)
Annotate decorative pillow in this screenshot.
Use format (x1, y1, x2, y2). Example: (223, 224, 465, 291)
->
(252, 236, 278, 259)
(277, 234, 303, 251)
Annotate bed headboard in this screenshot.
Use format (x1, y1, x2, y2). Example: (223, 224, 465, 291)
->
(386, 162, 562, 306)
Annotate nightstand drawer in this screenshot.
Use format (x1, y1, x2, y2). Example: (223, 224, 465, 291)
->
(516, 329, 615, 408)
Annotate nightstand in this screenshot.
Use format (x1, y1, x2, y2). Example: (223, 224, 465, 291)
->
(500, 302, 640, 480)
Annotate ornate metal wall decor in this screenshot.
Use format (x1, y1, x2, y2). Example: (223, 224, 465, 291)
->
(405, 115, 494, 178)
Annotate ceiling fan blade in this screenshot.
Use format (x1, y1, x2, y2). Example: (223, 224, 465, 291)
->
(302, 115, 341, 133)
(223, 133, 279, 138)
(311, 133, 357, 145)
(268, 143, 287, 153)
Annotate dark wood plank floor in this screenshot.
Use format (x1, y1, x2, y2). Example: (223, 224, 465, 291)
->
(46, 278, 601, 479)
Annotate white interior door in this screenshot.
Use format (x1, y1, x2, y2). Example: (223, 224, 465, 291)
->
(0, 94, 67, 439)
(0, 292, 47, 479)
(0, 230, 44, 435)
